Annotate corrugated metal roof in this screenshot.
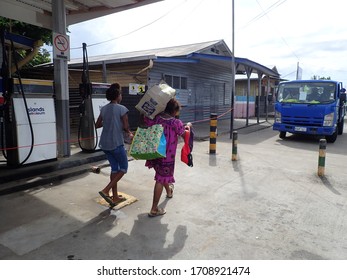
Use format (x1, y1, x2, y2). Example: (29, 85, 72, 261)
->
(69, 39, 226, 65)
(0, 0, 163, 29)
(68, 39, 279, 77)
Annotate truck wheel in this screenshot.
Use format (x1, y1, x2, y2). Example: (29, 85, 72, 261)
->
(279, 131, 286, 139)
(337, 118, 344, 135)
(326, 130, 338, 143)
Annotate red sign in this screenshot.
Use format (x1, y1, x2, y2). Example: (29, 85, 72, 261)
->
(53, 32, 70, 60)
(54, 34, 69, 52)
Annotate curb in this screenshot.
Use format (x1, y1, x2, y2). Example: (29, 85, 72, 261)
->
(0, 164, 96, 196)
(0, 153, 107, 196)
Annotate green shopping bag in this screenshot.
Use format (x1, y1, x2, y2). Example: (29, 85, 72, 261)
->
(129, 124, 166, 160)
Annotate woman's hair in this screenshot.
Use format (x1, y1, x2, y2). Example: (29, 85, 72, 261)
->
(106, 83, 121, 101)
(164, 98, 181, 115)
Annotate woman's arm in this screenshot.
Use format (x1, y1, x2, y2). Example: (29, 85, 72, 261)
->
(95, 114, 103, 129)
(121, 113, 131, 133)
(180, 122, 192, 138)
(121, 113, 134, 140)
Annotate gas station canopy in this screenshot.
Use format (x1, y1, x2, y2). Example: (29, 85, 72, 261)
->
(0, 0, 163, 30)
(0, 0, 164, 159)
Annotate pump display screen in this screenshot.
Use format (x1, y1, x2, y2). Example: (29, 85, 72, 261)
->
(92, 83, 110, 95)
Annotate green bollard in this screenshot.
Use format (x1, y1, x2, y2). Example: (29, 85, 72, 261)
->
(232, 131, 238, 161)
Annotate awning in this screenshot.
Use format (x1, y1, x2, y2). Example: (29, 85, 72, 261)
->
(0, 0, 164, 30)
(187, 53, 279, 78)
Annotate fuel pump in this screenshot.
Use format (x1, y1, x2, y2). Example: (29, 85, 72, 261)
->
(78, 43, 109, 152)
(78, 42, 97, 152)
(0, 29, 8, 162)
(0, 29, 57, 166)
(0, 79, 5, 163)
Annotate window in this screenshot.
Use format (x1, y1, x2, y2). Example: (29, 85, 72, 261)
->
(173, 76, 180, 88)
(164, 74, 188, 90)
(164, 75, 173, 86)
(181, 77, 187, 89)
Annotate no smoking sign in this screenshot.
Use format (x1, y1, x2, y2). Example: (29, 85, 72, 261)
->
(53, 32, 70, 61)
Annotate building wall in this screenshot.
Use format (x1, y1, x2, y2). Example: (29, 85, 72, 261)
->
(235, 79, 258, 118)
(19, 59, 276, 139)
(235, 78, 277, 118)
(68, 59, 232, 127)
(148, 60, 232, 124)
(68, 61, 149, 87)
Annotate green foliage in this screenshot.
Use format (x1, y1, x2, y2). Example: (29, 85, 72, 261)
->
(0, 17, 52, 66)
(0, 17, 52, 45)
(21, 48, 51, 68)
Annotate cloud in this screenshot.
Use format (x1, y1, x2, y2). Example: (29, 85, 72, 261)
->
(64, 0, 347, 85)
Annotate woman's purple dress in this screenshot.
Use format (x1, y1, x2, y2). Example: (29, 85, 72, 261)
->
(144, 114, 185, 184)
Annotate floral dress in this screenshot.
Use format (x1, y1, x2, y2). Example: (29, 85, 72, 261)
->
(144, 113, 185, 184)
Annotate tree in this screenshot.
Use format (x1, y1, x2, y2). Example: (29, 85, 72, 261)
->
(23, 48, 51, 68)
(0, 17, 52, 44)
(0, 17, 52, 66)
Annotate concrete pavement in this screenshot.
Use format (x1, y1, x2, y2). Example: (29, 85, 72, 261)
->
(1, 119, 347, 260)
(0, 118, 268, 195)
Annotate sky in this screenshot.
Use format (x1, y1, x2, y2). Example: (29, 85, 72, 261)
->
(63, 0, 347, 85)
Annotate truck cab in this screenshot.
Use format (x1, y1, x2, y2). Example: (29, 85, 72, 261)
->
(273, 80, 346, 143)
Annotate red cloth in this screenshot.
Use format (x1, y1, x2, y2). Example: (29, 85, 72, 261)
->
(181, 126, 193, 167)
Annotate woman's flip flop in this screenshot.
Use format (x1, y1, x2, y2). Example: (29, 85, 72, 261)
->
(166, 184, 174, 198)
(148, 208, 166, 217)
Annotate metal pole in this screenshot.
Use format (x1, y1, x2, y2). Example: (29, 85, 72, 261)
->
(230, 0, 235, 139)
(246, 67, 252, 126)
(266, 76, 270, 121)
(318, 139, 326, 176)
(52, 0, 70, 157)
(232, 131, 238, 161)
(257, 72, 262, 123)
(209, 113, 217, 154)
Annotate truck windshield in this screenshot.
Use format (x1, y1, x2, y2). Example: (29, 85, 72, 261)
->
(277, 82, 336, 104)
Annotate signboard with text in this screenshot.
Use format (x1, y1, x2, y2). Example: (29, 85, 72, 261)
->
(129, 83, 145, 95)
(53, 32, 70, 61)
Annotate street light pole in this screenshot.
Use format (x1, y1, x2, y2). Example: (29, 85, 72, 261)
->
(230, 0, 235, 139)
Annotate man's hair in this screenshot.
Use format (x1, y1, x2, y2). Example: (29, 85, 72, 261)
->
(106, 83, 121, 101)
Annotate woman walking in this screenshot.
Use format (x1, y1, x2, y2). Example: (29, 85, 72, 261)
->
(143, 98, 189, 217)
(95, 83, 133, 207)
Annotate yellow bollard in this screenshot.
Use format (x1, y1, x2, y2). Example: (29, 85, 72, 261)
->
(209, 113, 217, 154)
(318, 139, 326, 176)
(232, 131, 238, 161)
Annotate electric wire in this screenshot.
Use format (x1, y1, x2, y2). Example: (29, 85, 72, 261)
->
(241, 0, 288, 29)
(160, 0, 206, 35)
(240, 0, 300, 79)
(255, 0, 299, 61)
(281, 70, 297, 78)
(70, 0, 187, 51)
